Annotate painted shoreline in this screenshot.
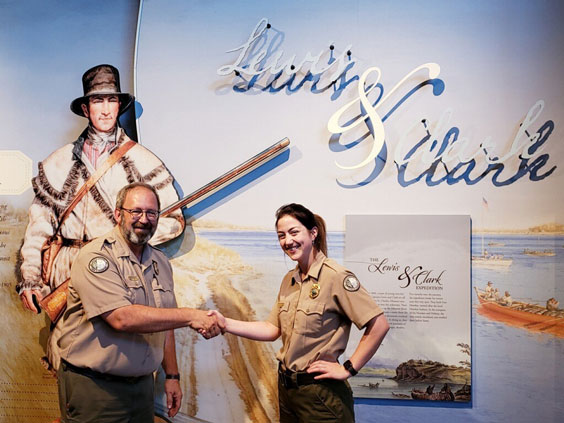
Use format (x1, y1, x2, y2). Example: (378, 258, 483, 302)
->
(194, 219, 564, 235)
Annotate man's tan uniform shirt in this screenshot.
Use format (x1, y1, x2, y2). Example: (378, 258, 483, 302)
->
(267, 251, 383, 372)
(58, 226, 177, 377)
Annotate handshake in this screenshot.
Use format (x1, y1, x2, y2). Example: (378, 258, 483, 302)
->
(190, 309, 226, 339)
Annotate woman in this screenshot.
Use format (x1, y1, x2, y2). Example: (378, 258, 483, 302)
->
(209, 203, 389, 423)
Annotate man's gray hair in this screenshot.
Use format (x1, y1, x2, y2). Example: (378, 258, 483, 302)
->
(115, 182, 161, 211)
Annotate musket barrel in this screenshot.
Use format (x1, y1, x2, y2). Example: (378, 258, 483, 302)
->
(160, 137, 290, 217)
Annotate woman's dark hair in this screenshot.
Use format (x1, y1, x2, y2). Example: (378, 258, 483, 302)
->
(275, 203, 327, 256)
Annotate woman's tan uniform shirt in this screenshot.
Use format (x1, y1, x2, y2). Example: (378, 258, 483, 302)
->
(267, 251, 383, 372)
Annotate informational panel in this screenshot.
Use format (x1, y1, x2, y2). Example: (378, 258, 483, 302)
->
(344, 215, 471, 401)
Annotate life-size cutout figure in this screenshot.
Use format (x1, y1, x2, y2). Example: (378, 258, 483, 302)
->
(17, 64, 185, 371)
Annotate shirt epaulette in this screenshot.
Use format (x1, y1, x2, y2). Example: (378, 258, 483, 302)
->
(322, 258, 353, 276)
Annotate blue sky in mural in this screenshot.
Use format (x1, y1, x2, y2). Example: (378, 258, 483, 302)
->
(136, 0, 564, 230)
(0, 0, 138, 161)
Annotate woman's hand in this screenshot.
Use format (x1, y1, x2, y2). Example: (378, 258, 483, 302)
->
(206, 309, 226, 334)
(307, 360, 351, 380)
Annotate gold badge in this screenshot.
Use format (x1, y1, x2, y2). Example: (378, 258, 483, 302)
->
(310, 283, 320, 299)
(88, 257, 109, 273)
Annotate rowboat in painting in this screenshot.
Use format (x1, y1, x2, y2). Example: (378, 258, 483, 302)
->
(471, 255, 512, 268)
(474, 287, 564, 337)
(411, 389, 454, 401)
(473, 233, 512, 268)
(411, 383, 470, 401)
(523, 249, 555, 257)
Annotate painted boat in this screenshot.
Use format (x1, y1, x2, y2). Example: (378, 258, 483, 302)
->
(411, 384, 457, 401)
(471, 255, 512, 268)
(411, 389, 454, 401)
(523, 249, 555, 257)
(474, 287, 564, 337)
(474, 232, 511, 267)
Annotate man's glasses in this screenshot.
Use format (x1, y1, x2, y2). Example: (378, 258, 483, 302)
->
(120, 208, 159, 221)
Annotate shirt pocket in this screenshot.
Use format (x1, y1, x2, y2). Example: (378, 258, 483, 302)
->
(294, 301, 325, 336)
(123, 273, 146, 305)
(151, 277, 175, 308)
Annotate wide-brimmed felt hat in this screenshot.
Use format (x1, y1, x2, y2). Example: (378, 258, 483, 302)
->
(70, 64, 134, 117)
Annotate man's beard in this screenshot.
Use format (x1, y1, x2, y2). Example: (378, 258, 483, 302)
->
(120, 219, 156, 246)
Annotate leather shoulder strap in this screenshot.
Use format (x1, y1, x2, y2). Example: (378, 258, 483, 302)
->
(55, 140, 136, 232)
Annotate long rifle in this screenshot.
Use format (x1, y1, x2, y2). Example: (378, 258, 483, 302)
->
(160, 137, 290, 217)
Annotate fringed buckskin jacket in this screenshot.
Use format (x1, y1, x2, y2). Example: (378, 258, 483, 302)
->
(17, 128, 185, 294)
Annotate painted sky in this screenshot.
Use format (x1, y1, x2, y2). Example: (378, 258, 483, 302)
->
(0, 0, 138, 205)
(1, 0, 563, 228)
(136, 0, 564, 230)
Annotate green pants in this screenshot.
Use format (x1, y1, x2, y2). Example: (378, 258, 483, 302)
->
(58, 361, 154, 423)
(278, 376, 355, 423)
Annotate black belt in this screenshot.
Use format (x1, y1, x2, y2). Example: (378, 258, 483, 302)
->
(278, 364, 322, 389)
(61, 359, 148, 384)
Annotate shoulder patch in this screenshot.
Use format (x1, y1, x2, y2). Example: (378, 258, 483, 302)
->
(88, 257, 109, 273)
(343, 275, 360, 292)
(323, 258, 346, 273)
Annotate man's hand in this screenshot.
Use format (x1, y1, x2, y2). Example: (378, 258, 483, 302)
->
(20, 289, 43, 314)
(207, 310, 226, 333)
(164, 378, 182, 417)
(189, 309, 222, 339)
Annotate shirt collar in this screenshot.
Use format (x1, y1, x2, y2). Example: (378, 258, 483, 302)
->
(104, 226, 151, 265)
(72, 125, 125, 161)
(72, 128, 89, 160)
(291, 251, 327, 285)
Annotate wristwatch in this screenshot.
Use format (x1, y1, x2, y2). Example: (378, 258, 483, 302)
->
(165, 373, 180, 380)
(343, 360, 358, 376)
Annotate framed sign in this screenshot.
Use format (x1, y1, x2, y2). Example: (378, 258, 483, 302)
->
(344, 215, 471, 402)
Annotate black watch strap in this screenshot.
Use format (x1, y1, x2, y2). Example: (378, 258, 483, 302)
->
(343, 360, 358, 376)
(165, 373, 180, 380)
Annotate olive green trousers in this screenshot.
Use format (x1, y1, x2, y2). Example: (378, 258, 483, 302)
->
(278, 375, 355, 423)
(58, 361, 154, 423)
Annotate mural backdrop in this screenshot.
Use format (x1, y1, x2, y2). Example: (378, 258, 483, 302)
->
(0, 0, 562, 422)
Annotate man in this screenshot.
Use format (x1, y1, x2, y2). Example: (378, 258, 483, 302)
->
(546, 297, 559, 311)
(57, 183, 220, 422)
(17, 64, 185, 370)
(485, 281, 494, 299)
(500, 291, 513, 306)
